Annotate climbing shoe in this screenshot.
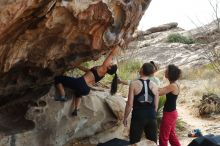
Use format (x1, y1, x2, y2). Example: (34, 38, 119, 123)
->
(71, 109, 79, 116)
(55, 96, 67, 102)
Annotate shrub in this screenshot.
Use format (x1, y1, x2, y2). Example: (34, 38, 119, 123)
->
(198, 93, 220, 116)
(157, 95, 166, 128)
(176, 119, 186, 131)
(166, 33, 196, 44)
(117, 60, 141, 80)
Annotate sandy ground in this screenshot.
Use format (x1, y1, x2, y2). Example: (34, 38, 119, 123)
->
(70, 106, 220, 146)
(178, 104, 220, 145)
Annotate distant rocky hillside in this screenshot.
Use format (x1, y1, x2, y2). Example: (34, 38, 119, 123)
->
(120, 21, 220, 68)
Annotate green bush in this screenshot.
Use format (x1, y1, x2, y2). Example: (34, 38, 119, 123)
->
(176, 119, 186, 131)
(157, 95, 166, 128)
(166, 33, 196, 44)
(118, 60, 141, 80)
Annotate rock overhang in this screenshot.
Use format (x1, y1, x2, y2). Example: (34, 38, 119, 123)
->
(0, 0, 151, 136)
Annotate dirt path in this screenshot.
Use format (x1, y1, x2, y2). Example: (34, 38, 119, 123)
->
(177, 103, 220, 146)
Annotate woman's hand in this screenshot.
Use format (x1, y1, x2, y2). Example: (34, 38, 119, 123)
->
(92, 54, 100, 61)
(123, 118, 128, 127)
(65, 61, 76, 70)
(117, 77, 122, 84)
(68, 61, 77, 67)
(117, 77, 130, 85)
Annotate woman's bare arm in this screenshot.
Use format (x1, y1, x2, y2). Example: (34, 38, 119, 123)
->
(150, 82, 159, 112)
(159, 84, 175, 96)
(68, 56, 86, 68)
(118, 77, 130, 85)
(99, 47, 120, 71)
(76, 65, 90, 73)
(123, 82, 134, 126)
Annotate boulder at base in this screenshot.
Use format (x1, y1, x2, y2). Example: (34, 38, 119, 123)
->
(0, 88, 127, 146)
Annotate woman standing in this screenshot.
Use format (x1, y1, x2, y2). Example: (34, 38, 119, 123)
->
(159, 64, 182, 146)
(123, 63, 159, 144)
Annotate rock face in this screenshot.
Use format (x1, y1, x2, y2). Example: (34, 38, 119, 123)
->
(120, 21, 220, 68)
(134, 139, 157, 146)
(0, 0, 152, 137)
(0, 88, 127, 146)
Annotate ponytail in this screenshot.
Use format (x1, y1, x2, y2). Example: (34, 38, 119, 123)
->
(110, 73, 118, 95)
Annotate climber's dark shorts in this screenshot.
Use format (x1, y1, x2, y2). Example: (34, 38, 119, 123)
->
(54, 75, 90, 97)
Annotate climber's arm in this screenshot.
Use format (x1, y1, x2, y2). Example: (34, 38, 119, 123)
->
(67, 59, 90, 73)
(123, 81, 135, 127)
(99, 47, 120, 71)
(76, 65, 90, 73)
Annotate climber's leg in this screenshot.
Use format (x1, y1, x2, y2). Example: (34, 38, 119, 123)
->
(71, 97, 81, 116)
(55, 83, 66, 101)
(54, 76, 76, 101)
(74, 97, 81, 110)
(70, 77, 90, 116)
(54, 75, 81, 101)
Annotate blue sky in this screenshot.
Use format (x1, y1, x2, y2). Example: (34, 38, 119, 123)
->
(138, 0, 220, 30)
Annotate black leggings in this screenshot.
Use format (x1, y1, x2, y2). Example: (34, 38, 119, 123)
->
(129, 112, 157, 144)
(54, 75, 90, 97)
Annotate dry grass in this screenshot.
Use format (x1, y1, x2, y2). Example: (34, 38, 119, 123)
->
(181, 64, 217, 80)
(181, 64, 220, 95)
(178, 63, 220, 117)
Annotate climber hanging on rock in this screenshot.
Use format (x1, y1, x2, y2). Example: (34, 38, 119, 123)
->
(54, 47, 120, 116)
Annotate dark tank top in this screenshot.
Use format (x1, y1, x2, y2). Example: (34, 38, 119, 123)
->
(163, 92, 178, 112)
(90, 67, 104, 83)
(132, 79, 156, 119)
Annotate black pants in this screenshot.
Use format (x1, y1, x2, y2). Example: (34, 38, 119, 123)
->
(129, 111, 157, 144)
(54, 75, 90, 97)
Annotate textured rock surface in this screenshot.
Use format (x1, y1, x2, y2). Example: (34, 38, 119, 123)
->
(0, 0, 151, 136)
(119, 21, 220, 68)
(134, 139, 157, 146)
(0, 88, 126, 146)
(131, 22, 179, 41)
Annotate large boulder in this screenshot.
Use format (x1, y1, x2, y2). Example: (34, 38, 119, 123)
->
(0, 88, 126, 146)
(0, 0, 152, 137)
(134, 139, 157, 146)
